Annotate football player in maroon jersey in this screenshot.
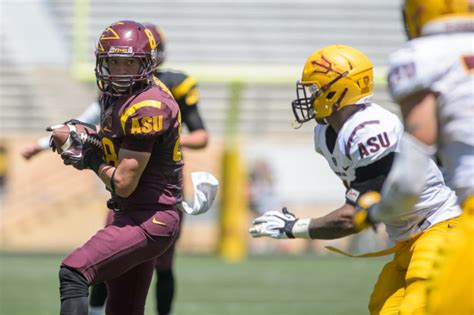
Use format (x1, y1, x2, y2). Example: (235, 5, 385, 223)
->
(57, 20, 184, 315)
(89, 23, 209, 315)
(22, 21, 209, 315)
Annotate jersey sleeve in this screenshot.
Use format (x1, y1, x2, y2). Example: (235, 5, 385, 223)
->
(173, 74, 205, 131)
(387, 41, 446, 102)
(181, 104, 206, 132)
(119, 100, 173, 152)
(172, 75, 200, 107)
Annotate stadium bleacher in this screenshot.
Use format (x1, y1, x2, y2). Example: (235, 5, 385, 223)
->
(1, 0, 403, 135)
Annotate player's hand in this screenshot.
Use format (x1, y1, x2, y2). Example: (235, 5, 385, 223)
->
(20, 143, 43, 160)
(60, 131, 102, 171)
(63, 119, 98, 132)
(249, 207, 298, 239)
(353, 191, 381, 232)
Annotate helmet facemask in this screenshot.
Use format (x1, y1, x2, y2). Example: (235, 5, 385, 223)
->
(96, 53, 156, 96)
(291, 71, 349, 124)
(291, 82, 316, 124)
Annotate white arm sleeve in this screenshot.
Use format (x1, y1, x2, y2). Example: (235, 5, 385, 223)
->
(370, 133, 434, 222)
(76, 101, 101, 125)
(37, 101, 100, 150)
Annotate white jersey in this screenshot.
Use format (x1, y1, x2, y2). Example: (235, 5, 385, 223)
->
(314, 103, 461, 242)
(388, 33, 474, 203)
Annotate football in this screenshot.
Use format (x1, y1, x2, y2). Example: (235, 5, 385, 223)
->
(49, 123, 102, 154)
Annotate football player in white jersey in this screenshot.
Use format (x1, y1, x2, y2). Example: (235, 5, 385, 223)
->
(249, 44, 462, 314)
(364, 1, 474, 314)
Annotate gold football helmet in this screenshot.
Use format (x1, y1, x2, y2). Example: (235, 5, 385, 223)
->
(291, 45, 373, 123)
(403, 0, 474, 39)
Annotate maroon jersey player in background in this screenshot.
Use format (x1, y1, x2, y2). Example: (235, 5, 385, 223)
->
(55, 20, 183, 315)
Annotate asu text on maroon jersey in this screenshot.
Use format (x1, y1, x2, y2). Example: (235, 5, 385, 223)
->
(99, 85, 184, 212)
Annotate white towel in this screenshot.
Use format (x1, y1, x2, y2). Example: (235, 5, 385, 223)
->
(178, 172, 219, 215)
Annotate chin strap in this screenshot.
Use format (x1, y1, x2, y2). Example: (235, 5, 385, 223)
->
(291, 120, 303, 129)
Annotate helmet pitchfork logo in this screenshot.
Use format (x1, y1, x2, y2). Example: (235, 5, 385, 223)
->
(97, 25, 121, 53)
(311, 55, 352, 76)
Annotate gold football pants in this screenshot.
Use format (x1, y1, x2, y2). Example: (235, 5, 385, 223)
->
(369, 217, 459, 315)
(426, 196, 474, 315)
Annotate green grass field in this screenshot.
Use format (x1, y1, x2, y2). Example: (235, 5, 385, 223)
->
(0, 252, 390, 315)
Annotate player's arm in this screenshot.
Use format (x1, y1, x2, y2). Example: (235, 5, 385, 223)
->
(181, 130, 208, 149)
(97, 149, 150, 198)
(399, 90, 438, 146)
(249, 204, 358, 240)
(306, 203, 358, 239)
(250, 153, 394, 240)
(180, 107, 208, 149)
(387, 46, 440, 147)
(21, 101, 100, 160)
(176, 77, 208, 149)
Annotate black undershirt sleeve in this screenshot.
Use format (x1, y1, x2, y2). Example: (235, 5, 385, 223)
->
(346, 152, 395, 205)
(180, 104, 206, 132)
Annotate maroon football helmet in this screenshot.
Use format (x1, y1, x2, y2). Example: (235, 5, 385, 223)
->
(142, 22, 166, 67)
(95, 20, 158, 96)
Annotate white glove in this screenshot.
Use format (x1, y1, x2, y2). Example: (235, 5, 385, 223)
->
(249, 207, 311, 239)
(178, 172, 219, 215)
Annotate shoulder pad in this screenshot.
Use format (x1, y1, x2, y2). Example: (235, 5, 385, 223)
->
(172, 75, 198, 102)
(152, 77, 174, 98)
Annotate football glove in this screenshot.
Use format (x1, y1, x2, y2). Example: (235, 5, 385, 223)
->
(60, 131, 103, 173)
(62, 119, 98, 132)
(353, 191, 381, 232)
(46, 119, 98, 152)
(249, 207, 307, 239)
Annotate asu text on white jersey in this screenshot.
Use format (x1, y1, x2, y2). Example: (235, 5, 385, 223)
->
(314, 103, 460, 241)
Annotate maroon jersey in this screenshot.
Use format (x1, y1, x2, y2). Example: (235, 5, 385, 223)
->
(99, 85, 183, 212)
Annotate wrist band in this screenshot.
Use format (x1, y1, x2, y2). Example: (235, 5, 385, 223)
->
(110, 169, 117, 194)
(291, 218, 311, 239)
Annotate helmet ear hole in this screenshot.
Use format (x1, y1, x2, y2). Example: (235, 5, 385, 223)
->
(326, 91, 336, 100)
